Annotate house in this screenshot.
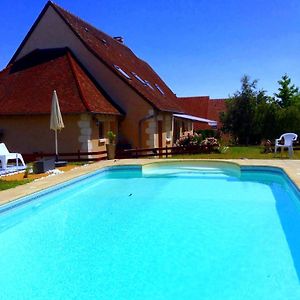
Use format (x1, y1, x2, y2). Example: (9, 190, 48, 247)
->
(178, 96, 227, 131)
(0, 48, 120, 154)
(0, 1, 219, 156)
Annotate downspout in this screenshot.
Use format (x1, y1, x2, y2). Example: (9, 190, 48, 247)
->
(171, 114, 175, 145)
(138, 113, 155, 148)
(153, 111, 158, 148)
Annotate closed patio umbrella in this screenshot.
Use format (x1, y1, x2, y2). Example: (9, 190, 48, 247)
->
(50, 90, 64, 161)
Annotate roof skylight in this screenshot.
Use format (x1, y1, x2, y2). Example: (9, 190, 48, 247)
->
(155, 83, 165, 95)
(144, 80, 154, 90)
(131, 72, 146, 85)
(114, 65, 131, 80)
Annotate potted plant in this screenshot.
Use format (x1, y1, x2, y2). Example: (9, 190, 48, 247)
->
(106, 131, 116, 160)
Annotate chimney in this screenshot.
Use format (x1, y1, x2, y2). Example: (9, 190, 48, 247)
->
(113, 36, 124, 44)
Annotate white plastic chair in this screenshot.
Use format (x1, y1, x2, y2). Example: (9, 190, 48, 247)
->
(275, 133, 298, 157)
(0, 143, 26, 170)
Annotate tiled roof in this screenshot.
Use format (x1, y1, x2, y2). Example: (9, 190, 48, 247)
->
(178, 96, 210, 118)
(207, 98, 227, 124)
(178, 96, 227, 130)
(49, 2, 183, 113)
(0, 48, 121, 115)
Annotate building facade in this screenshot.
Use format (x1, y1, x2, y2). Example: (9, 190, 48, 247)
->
(0, 1, 220, 156)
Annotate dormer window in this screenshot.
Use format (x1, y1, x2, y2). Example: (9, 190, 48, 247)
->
(145, 80, 154, 90)
(114, 65, 131, 80)
(131, 72, 146, 85)
(155, 84, 165, 95)
(84, 27, 89, 32)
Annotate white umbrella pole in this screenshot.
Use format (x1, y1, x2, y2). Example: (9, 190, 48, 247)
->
(50, 90, 64, 162)
(55, 130, 58, 161)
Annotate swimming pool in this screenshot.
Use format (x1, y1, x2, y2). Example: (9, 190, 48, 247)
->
(0, 161, 300, 299)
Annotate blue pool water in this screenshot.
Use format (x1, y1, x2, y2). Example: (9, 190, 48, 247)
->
(0, 162, 300, 300)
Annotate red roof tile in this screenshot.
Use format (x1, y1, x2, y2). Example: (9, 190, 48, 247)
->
(178, 96, 227, 130)
(207, 98, 227, 125)
(49, 2, 183, 113)
(177, 96, 210, 118)
(0, 49, 120, 115)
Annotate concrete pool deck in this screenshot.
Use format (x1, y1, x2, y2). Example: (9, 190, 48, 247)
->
(1, 159, 300, 206)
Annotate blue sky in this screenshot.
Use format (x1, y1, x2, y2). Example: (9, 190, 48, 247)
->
(1, 0, 300, 98)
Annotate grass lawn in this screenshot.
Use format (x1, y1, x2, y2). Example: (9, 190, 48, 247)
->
(0, 161, 90, 191)
(0, 179, 33, 191)
(171, 146, 300, 159)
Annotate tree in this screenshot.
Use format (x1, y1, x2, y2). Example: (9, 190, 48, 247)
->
(221, 75, 266, 145)
(276, 104, 300, 134)
(272, 75, 300, 134)
(254, 101, 280, 141)
(221, 75, 300, 145)
(274, 74, 299, 108)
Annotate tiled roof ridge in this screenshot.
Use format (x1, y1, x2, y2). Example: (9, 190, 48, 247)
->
(50, 2, 101, 34)
(179, 96, 210, 100)
(50, 1, 133, 52)
(66, 49, 122, 115)
(179, 96, 228, 101)
(66, 51, 91, 112)
(0, 64, 12, 75)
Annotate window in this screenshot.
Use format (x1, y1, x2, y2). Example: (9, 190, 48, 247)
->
(155, 84, 164, 95)
(114, 65, 131, 80)
(97, 121, 104, 139)
(144, 80, 154, 90)
(101, 39, 107, 45)
(131, 72, 146, 85)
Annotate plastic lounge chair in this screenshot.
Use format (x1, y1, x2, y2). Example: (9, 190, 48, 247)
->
(0, 143, 26, 170)
(274, 133, 298, 157)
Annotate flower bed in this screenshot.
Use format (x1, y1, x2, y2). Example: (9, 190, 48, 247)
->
(175, 131, 220, 153)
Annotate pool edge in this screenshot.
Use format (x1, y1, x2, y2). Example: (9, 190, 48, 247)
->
(1, 159, 300, 207)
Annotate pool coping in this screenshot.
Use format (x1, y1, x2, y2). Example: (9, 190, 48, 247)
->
(1, 159, 300, 206)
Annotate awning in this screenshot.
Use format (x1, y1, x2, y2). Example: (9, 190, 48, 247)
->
(173, 114, 217, 126)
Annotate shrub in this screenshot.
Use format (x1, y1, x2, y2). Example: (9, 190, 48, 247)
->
(175, 131, 202, 147)
(200, 137, 220, 153)
(195, 129, 218, 139)
(176, 132, 220, 153)
(107, 131, 116, 144)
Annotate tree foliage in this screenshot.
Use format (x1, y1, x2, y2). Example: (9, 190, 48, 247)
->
(274, 74, 299, 108)
(221, 74, 300, 145)
(221, 76, 267, 144)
